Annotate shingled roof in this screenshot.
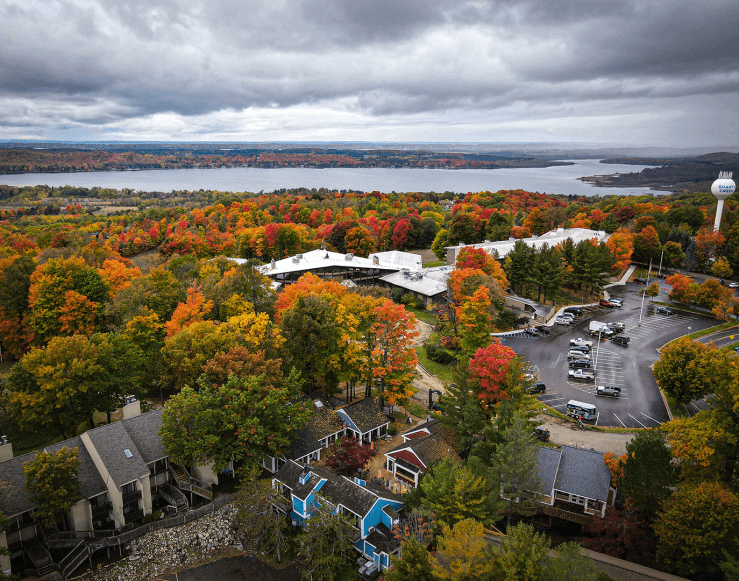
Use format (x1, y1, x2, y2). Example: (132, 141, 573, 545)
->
(46, 437, 107, 501)
(553, 446, 611, 503)
(307, 402, 346, 441)
(337, 398, 389, 435)
(121, 409, 166, 464)
(273, 460, 399, 518)
(0, 452, 37, 517)
(386, 432, 460, 469)
(287, 426, 322, 461)
(85, 422, 149, 487)
(537, 446, 561, 495)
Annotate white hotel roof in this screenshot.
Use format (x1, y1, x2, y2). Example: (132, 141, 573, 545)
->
(446, 228, 610, 260)
(242, 248, 402, 278)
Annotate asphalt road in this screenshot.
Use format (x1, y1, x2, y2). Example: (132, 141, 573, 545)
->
(502, 283, 718, 428)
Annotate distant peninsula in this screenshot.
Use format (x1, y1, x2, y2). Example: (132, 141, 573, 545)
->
(579, 152, 739, 193)
(0, 146, 573, 174)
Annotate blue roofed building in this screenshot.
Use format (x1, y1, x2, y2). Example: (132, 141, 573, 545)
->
(272, 459, 403, 571)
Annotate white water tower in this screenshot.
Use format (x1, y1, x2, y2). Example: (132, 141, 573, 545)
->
(712, 171, 735, 231)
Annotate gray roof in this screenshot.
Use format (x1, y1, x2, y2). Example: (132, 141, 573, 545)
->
(121, 409, 166, 464)
(553, 446, 611, 502)
(273, 460, 399, 518)
(379, 271, 447, 298)
(85, 422, 149, 488)
(287, 426, 322, 461)
(46, 437, 107, 500)
(338, 398, 389, 435)
(0, 452, 37, 517)
(537, 446, 562, 496)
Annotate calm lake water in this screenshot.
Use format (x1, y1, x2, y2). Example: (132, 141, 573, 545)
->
(0, 159, 659, 197)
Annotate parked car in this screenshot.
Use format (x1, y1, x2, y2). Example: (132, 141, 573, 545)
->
(568, 368, 596, 380)
(655, 306, 674, 315)
(555, 317, 572, 325)
(730, 282, 739, 289)
(567, 350, 591, 360)
(563, 307, 583, 317)
(596, 385, 621, 397)
(569, 358, 591, 369)
(609, 298, 623, 307)
(569, 338, 593, 349)
(527, 382, 546, 394)
(533, 426, 550, 441)
(599, 299, 614, 308)
(523, 327, 539, 336)
(611, 335, 630, 346)
(633, 278, 647, 285)
(535, 326, 551, 335)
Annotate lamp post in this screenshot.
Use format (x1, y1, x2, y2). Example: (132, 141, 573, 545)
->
(594, 327, 603, 372)
(657, 248, 664, 278)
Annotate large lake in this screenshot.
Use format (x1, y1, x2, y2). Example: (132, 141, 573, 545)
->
(0, 159, 659, 197)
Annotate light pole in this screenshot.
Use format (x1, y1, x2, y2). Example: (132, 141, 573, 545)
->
(594, 327, 603, 372)
(639, 286, 646, 326)
(657, 248, 664, 278)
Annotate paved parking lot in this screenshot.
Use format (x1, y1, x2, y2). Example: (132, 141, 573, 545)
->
(504, 284, 718, 428)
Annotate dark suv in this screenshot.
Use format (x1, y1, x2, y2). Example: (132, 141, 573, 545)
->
(527, 382, 546, 394)
(569, 359, 591, 369)
(563, 307, 583, 317)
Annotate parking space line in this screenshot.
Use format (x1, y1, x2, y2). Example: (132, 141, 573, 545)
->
(628, 413, 647, 428)
(612, 413, 627, 427)
(641, 412, 662, 425)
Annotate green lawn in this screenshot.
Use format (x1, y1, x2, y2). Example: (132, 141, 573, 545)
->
(415, 345, 454, 383)
(423, 260, 445, 268)
(406, 306, 437, 326)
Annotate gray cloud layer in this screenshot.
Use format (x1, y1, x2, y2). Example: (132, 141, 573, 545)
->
(1, 0, 738, 144)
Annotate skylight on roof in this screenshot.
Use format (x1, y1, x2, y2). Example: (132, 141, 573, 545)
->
(123, 448, 133, 459)
(314, 400, 324, 408)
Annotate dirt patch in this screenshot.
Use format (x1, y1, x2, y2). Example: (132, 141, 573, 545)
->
(409, 248, 442, 264)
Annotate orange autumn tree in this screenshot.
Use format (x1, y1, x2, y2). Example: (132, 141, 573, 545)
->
(165, 283, 213, 337)
(97, 258, 142, 292)
(606, 228, 634, 272)
(468, 341, 516, 404)
(455, 247, 508, 289)
(59, 290, 99, 336)
(370, 299, 419, 409)
(273, 272, 347, 322)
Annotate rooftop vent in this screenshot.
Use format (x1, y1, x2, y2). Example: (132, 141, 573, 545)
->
(0, 435, 8, 446)
(123, 449, 133, 459)
(296, 254, 303, 259)
(123, 395, 137, 406)
(345, 253, 354, 261)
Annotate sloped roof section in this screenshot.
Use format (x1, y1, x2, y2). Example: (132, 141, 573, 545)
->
(0, 453, 37, 517)
(554, 446, 611, 502)
(287, 425, 323, 460)
(85, 422, 149, 487)
(121, 409, 166, 464)
(338, 398, 389, 435)
(537, 446, 562, 496)
(47, 436, 107, 500)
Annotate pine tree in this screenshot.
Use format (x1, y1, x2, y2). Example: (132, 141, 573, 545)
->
(493, 411, 542, 524)
(385, 537, 434, 581)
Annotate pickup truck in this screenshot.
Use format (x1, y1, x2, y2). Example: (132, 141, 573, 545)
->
(568, 369, 596, 381)
(569, 338, 593, 349)
(596, 385, 621, 397)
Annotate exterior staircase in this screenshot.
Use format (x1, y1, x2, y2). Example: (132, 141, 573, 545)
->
(23, 537, 55, 576)
(168, 463, 214, 500)
(160, 483, 189, 513)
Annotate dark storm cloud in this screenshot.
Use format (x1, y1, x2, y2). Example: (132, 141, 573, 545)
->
(0, 0, 737, 143)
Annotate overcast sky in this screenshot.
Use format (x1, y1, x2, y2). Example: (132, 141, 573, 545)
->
(1, 0, 738, 146)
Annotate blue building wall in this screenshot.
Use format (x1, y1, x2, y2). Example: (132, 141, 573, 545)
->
(361, 498, 404, 537)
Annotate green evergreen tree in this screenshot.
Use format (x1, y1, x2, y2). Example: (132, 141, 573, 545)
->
(619, 429, 677, 521)
(439, 360, 489, 451)
(384, 537, 434, 581)
(420, 458, 502, 527)
(493, 411, 542, 524)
